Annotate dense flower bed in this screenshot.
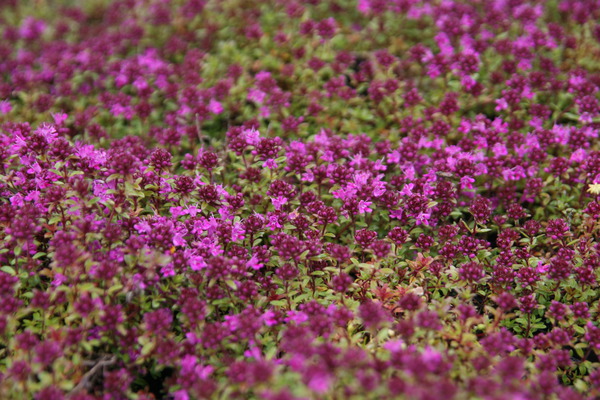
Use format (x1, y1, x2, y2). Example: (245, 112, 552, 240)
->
(1, 0, 600, 398)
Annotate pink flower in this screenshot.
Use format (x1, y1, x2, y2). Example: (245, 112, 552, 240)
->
(570, 148, 586, 163)
(390, 209, 405, 220)
(115, 74, 128, 88)
(536, 262, 549, 274)
(187, 206, 200, 217)
(0, 100, 11, 114)
(460, 176, 475, 190)
(247, 255, 264, 271)
(435, 32, 454, 56)
(172, 231, 187, 247)
(403, 164, 416, 180)
(185, 333, 201, 346)
(357, 0, 372, 14)
(400, 183, 414, 196)
(52, 273, 67, 287)
(173, 390, 190, 400)
(580, 113, 593, 123)
(427, 63, 441, 78)
(492, 143, 508, 157)
(421, 347, 443, 369)
(353, 171, 370, 187)
(161, 264, 175, 278)
(461, 75, 476, 89)
(189, 255, 207, 271)
(19, 17, 46, 40)
(308, 373, 331, 394)
(387, 150, 401, 163)
(415, 211, 431, 226)
(495, 98, 508, 111)
(272, 196, 287, 211)
(247, 89, 266, 104)
(301, 170, 315, 182)
(218, 206, 233, 221)
(170, 206, 185, 218)
(264, 158, 278, 169)
(133, 78, 148, 90)
(24, 190, 40, 202)
(243, 128, 260, 146)
(259, 106, 271, 118)
(267, 214, 283, 230)
(208, 99, 223, 114)
(285, 310, 308, 324)
(262, 311, 277, 326)
(332, 186, 357, 201)
(51, 112, 68, 125)
(384, 339, 404, 352)
(134, 221, 152, 234)
(35, 123, 58, 142)
(373, 159, 387, 171)
(372, 180, 386, 197)
(321, 150, 335, 162)
(10, 194, 24, 207)
(358, 200, 373, 214)
(502, 166, 526, 181)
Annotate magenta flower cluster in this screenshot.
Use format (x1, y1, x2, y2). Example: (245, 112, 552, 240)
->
(0, 0, 600, 399)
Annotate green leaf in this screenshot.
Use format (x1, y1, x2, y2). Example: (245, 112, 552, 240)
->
(225, 280, 238, 290)
(37, 371, 54, 386)
(59, 380, 75, 391)
(141, 342, 155, 356)
(574, 325, 586, 335)
(378, 268, 395, 275)
(125, 181, 145, 198)
(108, 284, 124, 295)
(574, 380, 588, 392)
(1, 266, 16, 276)
(106, 174, 121, 182)
(48, 215, 62, 225)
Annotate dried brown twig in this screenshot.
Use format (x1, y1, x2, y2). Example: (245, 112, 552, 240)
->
(69, 355, 117, 396)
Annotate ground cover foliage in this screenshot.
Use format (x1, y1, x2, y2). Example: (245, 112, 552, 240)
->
(1, 0, 600, 398)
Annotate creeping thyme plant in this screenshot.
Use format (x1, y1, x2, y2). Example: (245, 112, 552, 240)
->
(2, 0, 600, 399)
